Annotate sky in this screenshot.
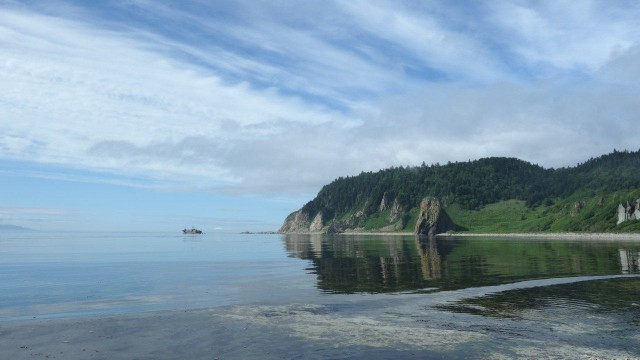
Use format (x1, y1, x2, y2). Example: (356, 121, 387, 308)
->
(1, 0, 640, 232)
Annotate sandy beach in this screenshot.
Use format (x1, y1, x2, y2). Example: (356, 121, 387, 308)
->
(289, 231, 640, 240)
(437, 232, 640, 240)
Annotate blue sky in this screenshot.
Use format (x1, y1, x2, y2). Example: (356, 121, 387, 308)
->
(1, 0, 639, 231)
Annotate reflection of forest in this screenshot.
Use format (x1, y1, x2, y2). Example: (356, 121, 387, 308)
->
(282, 235, 640, 294)
(283, 234, 447, 293)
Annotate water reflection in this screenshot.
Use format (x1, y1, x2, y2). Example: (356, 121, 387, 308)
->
(620, 249, 640, 274)
(439, 277, 640, 320)
(283, 234, 640, 294)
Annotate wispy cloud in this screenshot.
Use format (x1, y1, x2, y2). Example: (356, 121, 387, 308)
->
(1, 0, 639, 200)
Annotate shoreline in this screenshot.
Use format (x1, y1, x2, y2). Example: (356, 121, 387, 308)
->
(438, 232, 640, 240)
(280, 231, 640, 240)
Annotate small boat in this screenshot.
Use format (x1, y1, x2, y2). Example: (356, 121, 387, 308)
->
(182, 227, 203, 234)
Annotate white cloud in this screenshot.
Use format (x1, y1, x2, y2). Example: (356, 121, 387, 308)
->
(338, 0, 507, 82)
(0, 1, 639, 200)
(489, 0, 640, 73)
(0, 7, 350, 188)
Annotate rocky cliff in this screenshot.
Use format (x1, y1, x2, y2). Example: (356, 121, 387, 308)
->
(617, 199, 640, 225)
(414, 197, 452, 236)
(280, 195, 455, 235)
(279, 151, 640, 234)
(278, 210, 313, 233)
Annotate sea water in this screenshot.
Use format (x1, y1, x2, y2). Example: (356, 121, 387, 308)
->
(1, 232, 639, 356)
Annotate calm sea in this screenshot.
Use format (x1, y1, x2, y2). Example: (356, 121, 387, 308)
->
(1, 232, 639, 356)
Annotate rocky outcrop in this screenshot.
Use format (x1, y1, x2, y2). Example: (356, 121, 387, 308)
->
(570, 200, 585, 217)
(414, 197, 451, 236)
(279, 210, 315, 233)
(309, 212, 324, 232)
(379, 192, 391, 212)
(388, 198, 402, 222)
(281, 196, 454, 235)
(617, 199, 640, 225)
(380, 221, 403, 232)
(617, 203, 627, 225)
(326, 220, 353, 234)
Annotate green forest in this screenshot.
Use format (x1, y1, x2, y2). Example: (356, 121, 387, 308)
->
(292, 149, 640, 233)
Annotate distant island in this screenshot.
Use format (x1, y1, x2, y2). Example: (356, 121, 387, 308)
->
(279, 149, 640, 235)
(0, 224, 32, 231)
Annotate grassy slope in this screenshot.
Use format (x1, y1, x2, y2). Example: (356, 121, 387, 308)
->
(446, 189, 640, 233)
(326, 190, 640, 234)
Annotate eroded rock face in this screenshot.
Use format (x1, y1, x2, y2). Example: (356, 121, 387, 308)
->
(326, 220, 352, 234)
(618, 203, 628, 225)
(414, 197, 451, 236)
(379, 192, 391, 212)
(570, 200, 585, 217)
(617, 200, 640, 225)
(388, 198, 402, 222)
(278, 210, 311, 233)
(628, 202, 637, 221)
(309, 212, 324, 232)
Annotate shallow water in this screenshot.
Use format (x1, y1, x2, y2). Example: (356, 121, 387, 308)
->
(1, 232, 639, 357)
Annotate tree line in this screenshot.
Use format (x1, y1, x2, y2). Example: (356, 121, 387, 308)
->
(301, 149, 640, 220)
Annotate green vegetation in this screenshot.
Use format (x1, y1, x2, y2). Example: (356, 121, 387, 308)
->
(296, 149, 640, 233)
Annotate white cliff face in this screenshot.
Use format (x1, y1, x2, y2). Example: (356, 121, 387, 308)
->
(617, 199, 640, 225)
(278, 210, 324, 233)
(278, 210, 311, 233)
(618, 204, 627, 225)
(309, 212, 324, 232)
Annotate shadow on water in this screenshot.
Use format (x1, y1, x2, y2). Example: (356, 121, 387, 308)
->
(438, 277, 640, 320)
(282, 234, 640, 294)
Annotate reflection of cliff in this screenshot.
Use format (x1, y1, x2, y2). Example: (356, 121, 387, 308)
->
(619, 249, 640, 274)
(283, 235, 640, 294)
(283, 235, 446, 293)
(416, 236, 441, 280)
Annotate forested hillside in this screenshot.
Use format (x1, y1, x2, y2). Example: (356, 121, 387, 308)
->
(280, 149, 640, 234)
